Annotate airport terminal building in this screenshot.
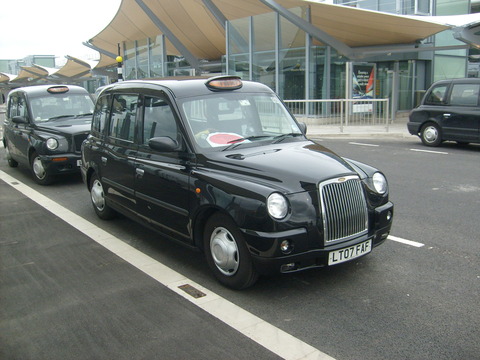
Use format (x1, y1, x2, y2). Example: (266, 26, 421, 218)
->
(2, 0, 479, 115)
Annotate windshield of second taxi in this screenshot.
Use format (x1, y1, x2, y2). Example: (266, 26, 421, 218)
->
(180, 93, 302, 150)
(30, 93, 94, 123)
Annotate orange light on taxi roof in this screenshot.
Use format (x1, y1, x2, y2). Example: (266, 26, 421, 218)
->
(206, 76, 242, 91)
(47, 86, 69, 94)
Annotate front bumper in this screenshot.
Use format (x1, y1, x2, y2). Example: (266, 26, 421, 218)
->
(243, 201, 393, 275)
(407, 122, 421, 135)
(39, 153, 83, 175)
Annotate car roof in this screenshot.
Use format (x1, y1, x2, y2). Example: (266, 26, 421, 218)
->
(100, 77, 275, 99)
(430, 78, 480, 87)
(9, 84, 89, 97)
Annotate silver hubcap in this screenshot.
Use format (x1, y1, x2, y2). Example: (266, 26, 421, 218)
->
(91, 179, 106, 211)
(424, 126, 438, 143)
(32, 157, 46, 179)
(210, 227, 239, 276)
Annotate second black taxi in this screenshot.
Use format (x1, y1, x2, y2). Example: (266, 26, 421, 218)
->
(2, 85, 93, 184)
(81, 76, 394, 289)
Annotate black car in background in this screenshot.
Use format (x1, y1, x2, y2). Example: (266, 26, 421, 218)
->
(408, 78, 480, 146)
(2, 85, 93, 184)
(81, 76, 393, 289)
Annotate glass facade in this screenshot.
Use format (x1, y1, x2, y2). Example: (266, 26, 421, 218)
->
(112, 0, 471, 114)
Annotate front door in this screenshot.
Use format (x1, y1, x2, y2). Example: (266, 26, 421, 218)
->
(134, 95, 191, 243)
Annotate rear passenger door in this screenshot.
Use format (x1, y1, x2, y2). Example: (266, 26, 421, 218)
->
(100, 93, 139, 211)
(134, 94, 192, 242)
(444, 83, 480, 142)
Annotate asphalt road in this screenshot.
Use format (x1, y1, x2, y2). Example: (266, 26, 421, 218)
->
(1, 136, 479, 360)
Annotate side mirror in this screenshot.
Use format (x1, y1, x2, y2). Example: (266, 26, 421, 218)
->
(12, 116, 28, 125)
(148, 136, 179, 152)
(298, 122, 307, 135)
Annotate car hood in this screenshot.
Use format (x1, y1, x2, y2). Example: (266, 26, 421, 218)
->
(36, 117, 91, 135)
(199, 140, 357, 193)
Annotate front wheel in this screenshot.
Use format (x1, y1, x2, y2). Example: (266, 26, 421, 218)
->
(204, 213, 258, 289)
(420, 123, 442, 147)
(30, 151, 54, 185)
(89, 173, 116, 220)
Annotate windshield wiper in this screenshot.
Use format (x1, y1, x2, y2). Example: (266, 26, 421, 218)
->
(272, 132, 303, 144)
(47, 115, 75, 121)
(75, 113, 93, 118)
(222, 135, 272, 151)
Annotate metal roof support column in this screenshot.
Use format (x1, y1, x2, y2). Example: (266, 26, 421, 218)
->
(258, 0, 353, 58)
(161, 34, 167, 77)
(226, 21, 231, 75)
(275, 12, 280, 95)
(202, 0, 249, 54)
(82, 42, 117, 59)
(147, 37, 152, 78)
(134, 0, 201, 75)
(249, 16, 254, 81)
(305, 6, 311, 104)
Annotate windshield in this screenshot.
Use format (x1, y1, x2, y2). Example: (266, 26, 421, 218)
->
(180, 93, 302, 151)
(30, 93, 94, 123)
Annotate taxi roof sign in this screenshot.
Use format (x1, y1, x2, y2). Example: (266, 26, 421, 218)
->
(47, 86, 70, 94)
(205, 76, 242, 91)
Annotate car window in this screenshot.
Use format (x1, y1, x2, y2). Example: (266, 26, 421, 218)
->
(108, 94, 138, 142)
(425, 85, 448, 105)
(449, 83, 480, 106)
(181, 93, 301, 149)
(8, 95, 28, 119)
(92, 94, 110, 135)
(143, 96, 178, 144)
(30, 94, 93, 122)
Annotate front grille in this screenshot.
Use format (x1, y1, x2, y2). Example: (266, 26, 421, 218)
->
(319, 175, 368, 244)
(74, 133, 89, 153)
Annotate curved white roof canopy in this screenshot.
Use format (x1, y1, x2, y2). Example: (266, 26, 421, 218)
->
(85, 0, 454, 68)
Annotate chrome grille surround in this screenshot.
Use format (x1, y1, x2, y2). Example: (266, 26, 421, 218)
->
(319, 175, 368, 244)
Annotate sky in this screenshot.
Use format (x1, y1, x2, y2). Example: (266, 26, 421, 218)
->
(0, 0, 122, 65)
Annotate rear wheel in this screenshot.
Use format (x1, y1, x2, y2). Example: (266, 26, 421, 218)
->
(420, 123, 442, 147)
(90, 173, 116, 220)
(204, 213, 258, 289)
(30, 151, 54, 185)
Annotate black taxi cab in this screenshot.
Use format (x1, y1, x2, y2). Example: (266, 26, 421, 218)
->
(2, 85, 93, 184)
(81, 76, 393, 289)
(408, 78, 480, 146)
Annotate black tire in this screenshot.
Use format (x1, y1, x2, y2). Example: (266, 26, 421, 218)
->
(89, 173, 116, 220)
(204, 213, 258, 289)
(30, 151, 54, 185)
(4, 142, 18, 167)
(420, 123, 442, 147)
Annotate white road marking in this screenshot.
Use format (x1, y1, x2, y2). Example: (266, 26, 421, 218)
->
(0, 170, 335, 360)
(388, 235, 424, 248)
(349, 142, 379, 147)
(410, 148, 448, 155)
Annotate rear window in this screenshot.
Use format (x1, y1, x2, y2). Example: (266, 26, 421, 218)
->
(449, 83, 480, 106)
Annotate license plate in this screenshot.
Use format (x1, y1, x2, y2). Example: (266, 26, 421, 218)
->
(77, 160, 82, 167)
(328, 239, 371, 265)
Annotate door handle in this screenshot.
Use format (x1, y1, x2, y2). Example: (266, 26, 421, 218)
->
(101, 156, 107, 165)
(443, 113, 451, 118)
(136, 168, 145, 177)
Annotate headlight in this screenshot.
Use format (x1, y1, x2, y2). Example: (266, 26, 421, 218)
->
(267, 193, 289, 219)
(372, 172, 387, 194)
(46, 138, 59, 150)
